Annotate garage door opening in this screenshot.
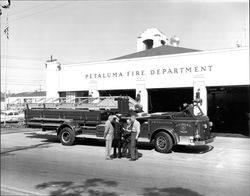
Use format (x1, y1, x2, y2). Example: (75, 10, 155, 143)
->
(207, 86, 250, 136)
(148, 88, 193, 113)
(99, 89, 136, 99)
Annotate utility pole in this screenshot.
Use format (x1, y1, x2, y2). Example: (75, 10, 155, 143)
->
(1, 0, 11, 112)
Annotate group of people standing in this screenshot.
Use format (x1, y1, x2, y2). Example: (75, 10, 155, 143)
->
(103, 114, 141, 161)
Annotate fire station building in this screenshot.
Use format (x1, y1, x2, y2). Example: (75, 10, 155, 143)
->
(45, 28, 250, 136)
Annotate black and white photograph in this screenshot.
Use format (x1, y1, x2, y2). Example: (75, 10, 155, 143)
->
(1, 0, 249, 195)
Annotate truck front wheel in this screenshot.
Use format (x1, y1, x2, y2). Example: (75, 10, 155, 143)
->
(59, 127, 75, 146)
(154, 132, 173, 153)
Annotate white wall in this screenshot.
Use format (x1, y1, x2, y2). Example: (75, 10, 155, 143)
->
(55, 47, 249, 92)
(137, 28, 167, 52)
(46, 61, 60, 98)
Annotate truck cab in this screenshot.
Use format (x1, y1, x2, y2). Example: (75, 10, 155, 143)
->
(138, 104, 215, 153)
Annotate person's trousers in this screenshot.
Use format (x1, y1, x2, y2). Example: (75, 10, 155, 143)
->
(122, 141, 131, 155)
(113, 138, 122, 157)
(130, 132, 137, 160)
(105, 139, 113, 158)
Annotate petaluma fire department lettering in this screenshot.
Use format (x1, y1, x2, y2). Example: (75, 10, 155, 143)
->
(84, 65, 213, 79)
(85, 72, 124, 79)
(150, 65, 213, 75)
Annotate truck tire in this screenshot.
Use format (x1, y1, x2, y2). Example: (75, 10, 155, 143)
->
(59, 127, 75, 146)
(154, 132, 173, 153)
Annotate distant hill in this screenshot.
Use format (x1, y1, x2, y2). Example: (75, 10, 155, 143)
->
(10, 91, 46, 97)
(1, 91, 46, 101)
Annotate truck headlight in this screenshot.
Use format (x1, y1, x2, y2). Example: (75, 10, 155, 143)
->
(209, 122, 213, 127)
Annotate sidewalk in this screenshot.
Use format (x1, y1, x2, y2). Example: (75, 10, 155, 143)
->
(213, 132, 249, 138)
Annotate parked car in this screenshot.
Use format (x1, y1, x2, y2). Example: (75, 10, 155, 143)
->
(1, 110, 24, 123)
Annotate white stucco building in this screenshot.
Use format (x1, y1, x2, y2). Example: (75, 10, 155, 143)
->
(45, 28, 250, 135)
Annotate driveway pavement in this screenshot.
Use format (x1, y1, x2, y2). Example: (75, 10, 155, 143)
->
(1, 128, 250, 196)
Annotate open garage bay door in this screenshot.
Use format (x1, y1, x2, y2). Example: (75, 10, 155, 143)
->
(148, 88, 193, 113)
(207, 86, 250, 136)
(99, 89, 136, 99)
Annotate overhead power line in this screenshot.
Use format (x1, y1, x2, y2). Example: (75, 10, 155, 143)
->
(1, 55, 76, 65)
(9, 1, 74, 24)
(1, 55, 46, 62)
(4, 79, 45, 82)
(1, 83, 45, 86)
(1, 66, 45, 70)
(1, 79, 45, 82)
(9, 2, 49, 18)
(1, 80, 45, 84)
(4, 76, 44, 79)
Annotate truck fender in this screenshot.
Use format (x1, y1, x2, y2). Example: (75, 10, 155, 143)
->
(150, 127, 179, 145)
(56, 121, 79, 136)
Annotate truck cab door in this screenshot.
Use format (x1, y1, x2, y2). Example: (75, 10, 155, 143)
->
(139, 121, 149, 139)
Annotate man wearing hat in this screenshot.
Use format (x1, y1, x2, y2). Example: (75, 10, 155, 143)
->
(104, 115, 114, 160)
(112, 115, 123, 158)
(130, 115, 140, 161)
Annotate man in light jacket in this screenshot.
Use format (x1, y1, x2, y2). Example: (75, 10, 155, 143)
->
(104, 115, 114, 160)
(130, 115, 140, 161)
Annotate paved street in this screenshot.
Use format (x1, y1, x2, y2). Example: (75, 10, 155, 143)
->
(1, 128, 250, 196)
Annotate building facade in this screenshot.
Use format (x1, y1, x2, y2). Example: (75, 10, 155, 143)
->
(45, 29, 250, 135)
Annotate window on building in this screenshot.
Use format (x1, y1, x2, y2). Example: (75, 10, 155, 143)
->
(75, 91, 88, 98)
(75, 91, 88, 103)
(59, 92, 66, 97)
(143, 39, 153, 50)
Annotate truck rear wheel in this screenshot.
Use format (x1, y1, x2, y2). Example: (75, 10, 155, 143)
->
(59, 127, 75, 146)
(154, 132, 173, 153)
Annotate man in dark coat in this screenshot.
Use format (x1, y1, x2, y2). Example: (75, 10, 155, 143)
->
(112, 115, 123, 158)
(122, 118, 132, 158)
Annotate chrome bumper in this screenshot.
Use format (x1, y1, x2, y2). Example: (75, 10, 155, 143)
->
(193, 135, 216, 145)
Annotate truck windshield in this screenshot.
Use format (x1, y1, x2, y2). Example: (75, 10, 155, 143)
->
(193, 105, 203, 116)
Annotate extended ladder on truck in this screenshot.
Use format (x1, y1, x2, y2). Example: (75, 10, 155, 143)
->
(24, 96, 143, 145)
(24, 96, 142, 130)
(25, 96, 139, 111)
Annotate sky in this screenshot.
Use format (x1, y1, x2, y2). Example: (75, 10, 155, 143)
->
(0, 0, 249, 93)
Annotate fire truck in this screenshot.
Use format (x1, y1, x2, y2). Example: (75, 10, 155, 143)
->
(24, 96, 215, 153)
